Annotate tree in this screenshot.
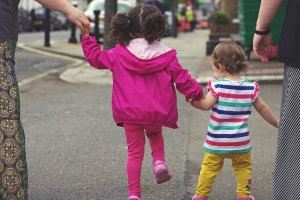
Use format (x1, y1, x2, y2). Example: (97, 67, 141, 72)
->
(104, 0, 117, 49)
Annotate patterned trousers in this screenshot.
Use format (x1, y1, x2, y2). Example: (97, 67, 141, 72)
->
(0, 40, 28, 200)
(272, 65, 300, 200)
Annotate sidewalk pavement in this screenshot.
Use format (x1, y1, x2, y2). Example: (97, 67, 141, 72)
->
(22, 30, 284, 85)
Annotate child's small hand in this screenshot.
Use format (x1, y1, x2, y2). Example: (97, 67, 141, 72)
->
(185, 98, 192, 103)
(189, 99, 200, 108)
(81, 22, 91, 36)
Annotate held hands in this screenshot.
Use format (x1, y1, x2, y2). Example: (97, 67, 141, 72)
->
(253, 33, 273, 63)
(186, 98, 207, 110)
(81, 24, 90, 36)
(65, 5, 90, 34)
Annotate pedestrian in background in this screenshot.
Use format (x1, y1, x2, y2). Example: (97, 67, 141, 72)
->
(191, 41, 279, 200)
(253, 0, 300, 199)
(186, 6, 195, 32)
(81, 5, 203, 200)
(0, 0, 89, 199)
(178, 7, 190, 32)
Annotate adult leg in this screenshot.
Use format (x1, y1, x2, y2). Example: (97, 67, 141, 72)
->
(194, 153, 224, 198)
(273, 65, 300, 200)
(124, 124, 145, 198)
(0, 40, 28, 199)
(230, 153, 252, 199)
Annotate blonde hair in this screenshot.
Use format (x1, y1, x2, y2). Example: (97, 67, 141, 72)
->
(212, 41, 247, 74)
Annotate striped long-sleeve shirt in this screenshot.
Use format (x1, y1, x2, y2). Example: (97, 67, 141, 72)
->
(203, 78, 259, 154)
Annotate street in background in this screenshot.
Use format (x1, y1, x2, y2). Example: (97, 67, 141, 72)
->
(84, 0, 134, 37)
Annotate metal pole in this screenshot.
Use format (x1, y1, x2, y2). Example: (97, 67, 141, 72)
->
(26, 0, 30, 13)
(171, 0, 178, 38)
(94, 10, 101, 43)
(69, 2, 78, 43)
(44, 7, 51, 47)
(104, 0, 117, 49)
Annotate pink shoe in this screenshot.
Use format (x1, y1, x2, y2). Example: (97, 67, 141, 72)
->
(192, 195, 208, 200)
(237, 196, 255, 200)
(128, 195, 141, 200)
(153, 160, 171, 184)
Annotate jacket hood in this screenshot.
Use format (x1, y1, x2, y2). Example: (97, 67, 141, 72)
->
(116, 45, 177, 75)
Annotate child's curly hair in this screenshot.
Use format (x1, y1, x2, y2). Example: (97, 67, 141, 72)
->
(110, 5, 166, 45)
(212, 41, 247, 74)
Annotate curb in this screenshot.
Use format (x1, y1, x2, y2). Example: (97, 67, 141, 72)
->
(59, 66, 113, 85)
(21, 44, 85, 60)
(17, 43, 85, 87)
(19, 43, 284, 85)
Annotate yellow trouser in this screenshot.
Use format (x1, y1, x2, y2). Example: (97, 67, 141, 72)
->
(195, 152, 252, 197)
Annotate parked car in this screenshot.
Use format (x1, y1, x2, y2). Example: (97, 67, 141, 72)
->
(84, 0, 134, 36)
(19, 8, 33, 32)
(31, 7, 69, 31)
(53, 11, 71, 30)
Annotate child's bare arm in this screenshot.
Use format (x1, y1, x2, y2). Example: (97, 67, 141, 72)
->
(191, 91, 217, 110)
(253, 96, 279, 128)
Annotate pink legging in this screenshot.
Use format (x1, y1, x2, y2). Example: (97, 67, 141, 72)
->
(124, 123, 165, 198)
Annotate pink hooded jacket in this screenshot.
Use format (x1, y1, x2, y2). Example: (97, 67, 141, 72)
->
(82, 36, 203, 128)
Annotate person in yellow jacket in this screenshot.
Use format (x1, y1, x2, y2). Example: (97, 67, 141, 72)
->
(186, 5, 195, 31)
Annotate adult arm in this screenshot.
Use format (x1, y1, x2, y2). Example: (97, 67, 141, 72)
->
(35, 0, 90, 33)
(253, 0, 283, 62)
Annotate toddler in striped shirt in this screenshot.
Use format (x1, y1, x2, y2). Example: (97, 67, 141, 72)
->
(190, 41, 279, 200)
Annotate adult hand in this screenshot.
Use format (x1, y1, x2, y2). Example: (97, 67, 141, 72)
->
(65, 5, 90, 34)
(276, 119, 280, 128)
(253, 33, 273, 63)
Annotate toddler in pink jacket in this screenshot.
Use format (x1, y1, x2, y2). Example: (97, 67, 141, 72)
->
(81, 5, 203, 200)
